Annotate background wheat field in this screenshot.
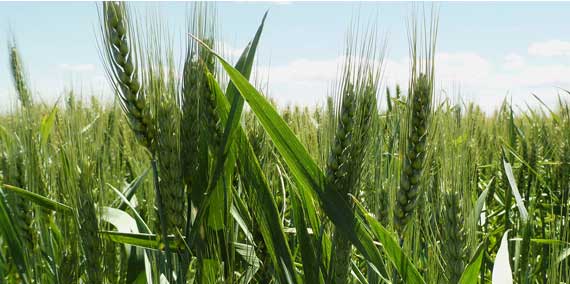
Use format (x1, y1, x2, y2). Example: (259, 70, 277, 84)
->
(0, 2, 569, 284)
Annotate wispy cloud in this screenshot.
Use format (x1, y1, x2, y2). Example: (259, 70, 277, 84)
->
(528, 40, 570, 57)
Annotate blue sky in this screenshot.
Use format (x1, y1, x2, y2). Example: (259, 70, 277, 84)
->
(1, 2, 570, 112)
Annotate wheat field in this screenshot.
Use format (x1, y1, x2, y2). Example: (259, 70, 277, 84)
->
(0, 3, 569, 284)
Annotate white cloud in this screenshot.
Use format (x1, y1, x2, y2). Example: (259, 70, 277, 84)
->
(218, 42, 249, 60)
(504, 53, 525, 69)
(383, 57, 409, 89)
(528, 40, 570, 57)
(266, 58, 342, 82)
(256, 50, 570, 113)
(58, 63, 96, 72)
(255, 57, 342, 106)
(433, 52, 570, 111)
(223, 46, 244, 59)
(436, 52, 492, 85)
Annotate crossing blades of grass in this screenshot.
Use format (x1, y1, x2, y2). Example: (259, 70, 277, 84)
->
(191, 35, 426, 284)
(187, 14, 298, 284)
(354, 197, 425, 284)
(0, 190, 30, 284)
(110, 167, 150, 210)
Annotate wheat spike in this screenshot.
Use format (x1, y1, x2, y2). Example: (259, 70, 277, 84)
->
(101, 2, 154, 151)
(76, 162, 103, 284)
(395, 73, 432, 231)
(8, 43, 32, 108)
(441, 191, 467, 283)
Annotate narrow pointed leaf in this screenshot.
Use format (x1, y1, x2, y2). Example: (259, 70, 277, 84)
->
(459, 243, 485, 284)
(231, 204, 254, 243)
(40, 105, 58, 147)
(503, 159, 529, 221)
(356, 199, 425, 283)
(474, 178, 492, 225)
(291, 191, 322, 284)
(1, 184, 72, 213)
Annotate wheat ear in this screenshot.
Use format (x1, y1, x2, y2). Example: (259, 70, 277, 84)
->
(101, 2, 154, 151)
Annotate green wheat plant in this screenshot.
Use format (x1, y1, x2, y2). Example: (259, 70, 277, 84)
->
(0, 3, 569, 284)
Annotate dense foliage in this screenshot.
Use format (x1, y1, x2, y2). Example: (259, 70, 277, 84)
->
(0, 3, 568, 284)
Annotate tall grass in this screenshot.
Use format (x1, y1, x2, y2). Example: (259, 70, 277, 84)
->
(0, 3, 569, 284)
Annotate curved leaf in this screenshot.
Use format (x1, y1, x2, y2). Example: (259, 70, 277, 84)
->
(100, 231, 182, 251)
(108, 184, 151, 233)
(100, 206, 139, 233)
(493, 230, 513, 284)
